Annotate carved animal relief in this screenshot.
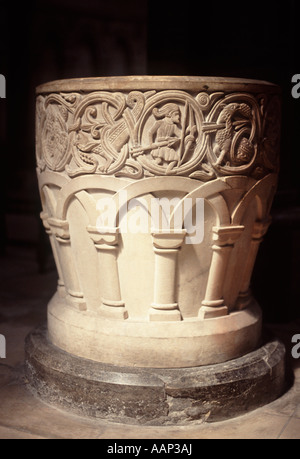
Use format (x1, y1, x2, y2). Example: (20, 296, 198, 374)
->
(36, 89, 280, 181)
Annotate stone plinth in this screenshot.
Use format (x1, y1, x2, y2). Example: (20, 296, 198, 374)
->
(26, 76, 285, 423)
(25, 326, 286, 424)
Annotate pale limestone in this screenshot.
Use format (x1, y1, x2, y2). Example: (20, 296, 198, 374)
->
(35, 76, 281, 368)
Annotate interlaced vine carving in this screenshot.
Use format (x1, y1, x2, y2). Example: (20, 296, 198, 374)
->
(36, 89, 280, 181)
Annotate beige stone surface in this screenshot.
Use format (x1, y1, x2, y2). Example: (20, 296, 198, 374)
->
(0, 425, 46, 440)
(36, 75, 279, 94)
(278, 418, 300, 440)
(35, 76, 281, 367)
(48, 293, 262, 367)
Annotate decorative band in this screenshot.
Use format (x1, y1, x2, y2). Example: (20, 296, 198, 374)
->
(36, 89, 280, 182)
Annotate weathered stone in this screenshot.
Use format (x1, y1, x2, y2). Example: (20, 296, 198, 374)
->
(25, 326, 286, 425)
(25, 326, 168, 423)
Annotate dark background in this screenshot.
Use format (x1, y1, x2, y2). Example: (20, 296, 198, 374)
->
(0, 0, 299, 323)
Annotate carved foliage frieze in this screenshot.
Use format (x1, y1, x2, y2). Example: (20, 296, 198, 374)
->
(36, 89, 280, 181)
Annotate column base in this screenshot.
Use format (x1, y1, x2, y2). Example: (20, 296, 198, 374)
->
(47, 292, 263, 368)
(67, 295, 87, 311)
(99, 304, 128, 320)
(25, 325, 286, 425)
(235, 290, 253, 310)
(57, 282, 66, 298)
(198, 305, 228, 319)
(149, 306, 182, 321)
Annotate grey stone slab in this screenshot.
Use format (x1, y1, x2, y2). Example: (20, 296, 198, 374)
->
(25, 325, 287, 425)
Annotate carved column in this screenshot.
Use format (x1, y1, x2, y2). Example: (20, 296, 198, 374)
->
(236, 218, 271, 310)
(150, 230, 186, 321)
(40, 211, 65, 296)
(199, 225, 244, 319)
(48, 217, 86, 311)
(87, 226, 128, 319)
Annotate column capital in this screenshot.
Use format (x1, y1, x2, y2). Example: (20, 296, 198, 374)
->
(40, 211, 51, 233)
(40, 210, 49, 221)
(151, 229, 187, 249)
(212, 225, 244, 246)
(252, 218, 272, 241)
(48, 218, 70, 240)
(87, 226, 120, 246)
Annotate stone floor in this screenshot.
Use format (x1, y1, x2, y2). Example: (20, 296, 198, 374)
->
(0, 244, 299, 439)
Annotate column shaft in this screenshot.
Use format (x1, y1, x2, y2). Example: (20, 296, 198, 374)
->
(199, 225, 244, 319)
(48, 218, 86, 311)
(203, 244, 233, 304)
(236, 219, 271, 310)
(150, 230, 186, 321)
(87, 226, 127, 319)
(153, 248, 178, 308)
(40, 211, 65, 296)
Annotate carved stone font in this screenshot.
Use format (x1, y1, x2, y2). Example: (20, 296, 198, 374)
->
(34, 76, 281, 369)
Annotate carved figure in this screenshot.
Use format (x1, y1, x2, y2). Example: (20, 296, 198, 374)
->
(148, 103, 182, 172)
(213, 103, 241, 165)
(213, 102, 252, 166)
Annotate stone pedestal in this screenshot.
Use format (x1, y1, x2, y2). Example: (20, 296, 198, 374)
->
(26, 76, 285, 423)
(25, 325, 285, 424)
